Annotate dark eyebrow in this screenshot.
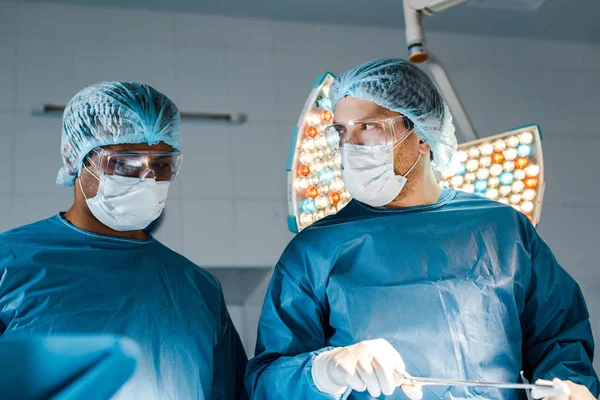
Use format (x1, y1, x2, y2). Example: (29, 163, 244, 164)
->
(332, 112, 393, 124)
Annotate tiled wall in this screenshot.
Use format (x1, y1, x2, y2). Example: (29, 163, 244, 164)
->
(1, 1, 600, 369)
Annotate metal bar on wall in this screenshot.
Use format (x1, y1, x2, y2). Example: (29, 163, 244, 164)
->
(35, 104, 247, 125)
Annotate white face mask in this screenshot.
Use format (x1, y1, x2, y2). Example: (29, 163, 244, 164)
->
(80, 165, 170, 232)
(341, 133, 421, 207)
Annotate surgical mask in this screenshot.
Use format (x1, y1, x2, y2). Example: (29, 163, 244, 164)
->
(80, 164, 170, 231)
(341, 132, 421, 207)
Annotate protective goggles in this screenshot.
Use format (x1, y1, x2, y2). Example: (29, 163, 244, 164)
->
(324, 115, 414, 150)
(85, 147, 183, 182)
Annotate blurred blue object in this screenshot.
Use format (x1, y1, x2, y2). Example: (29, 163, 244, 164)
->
(517, 144, 532, 157)
(0, 214, 248, 400)
(302, 199, 317, 213)
(318, 97, 332, 110)
(0, 335, 139, 400)
(317, 168, 335, 183)
(500, 172, 515, 185)
(474, 179, 488, 193)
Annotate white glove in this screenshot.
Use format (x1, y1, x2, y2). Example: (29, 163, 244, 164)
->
(531, 378, 595, 400)
(311, 338, 423, 399)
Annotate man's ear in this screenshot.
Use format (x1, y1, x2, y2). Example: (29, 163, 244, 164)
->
(418, 140, 431, 155)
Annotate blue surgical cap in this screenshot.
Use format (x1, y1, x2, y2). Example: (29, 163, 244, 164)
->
(57, 82, 182, 187)
(329, 58, 459, 173)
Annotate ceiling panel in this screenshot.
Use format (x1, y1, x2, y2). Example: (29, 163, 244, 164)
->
(18, 0, 600, 44)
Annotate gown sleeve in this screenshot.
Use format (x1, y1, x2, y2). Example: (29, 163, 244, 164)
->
(520, 229, 599, 397)
(212, 289, 249, 400)
(245, 262, 340, 400)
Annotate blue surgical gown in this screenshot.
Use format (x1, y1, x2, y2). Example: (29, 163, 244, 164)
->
(246, 188, 599, 399)
(0, 214, 247, 400)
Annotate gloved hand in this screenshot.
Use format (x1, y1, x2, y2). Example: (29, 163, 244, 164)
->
(311, 338, 423, 399)
(531, 378, 595, 400)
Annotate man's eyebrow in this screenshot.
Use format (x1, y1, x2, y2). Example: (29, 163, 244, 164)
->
(332, 112, 391, 123)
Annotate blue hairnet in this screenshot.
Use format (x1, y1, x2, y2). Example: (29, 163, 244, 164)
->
(57, 82, 182, 187)
(329, 58, 459, 173)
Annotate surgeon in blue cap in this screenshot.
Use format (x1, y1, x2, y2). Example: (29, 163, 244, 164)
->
(0, 82, 247, 399)
(245, 59, 598, 400)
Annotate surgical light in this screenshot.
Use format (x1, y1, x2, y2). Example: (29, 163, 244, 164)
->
(305, 126, 318, 138)
(493, 139, 506, 152)
(504, 148, 517, 161)
(302, 199, 317, 213)
(287, 73, 352, 233)
(318, 97, 332, 110)
(306, 186, 319, 199)
(492, 152, 504, 164)
(517, 144, 531, 157)
(479, 156, 492, 168)
(287, 73, 545, 232)
(474, 180, 488, 193)
(503, 161, 515, 172)
(515, 157, 529, 169)
(437, 125, 545, 226)
(488, 177, 500, 188)
(318, 168, 335, 183)
(297, 165, 310, 177)
(490, 164, 503, 177)
(514, 169, 526, 181)
(500, 172, 515, 186)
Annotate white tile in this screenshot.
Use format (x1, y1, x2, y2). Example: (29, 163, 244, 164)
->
(11, 194, 72, 228)
(224, 50, 276, 123)
(0, 1, 18, 35)
(151, 197, 184, 254)
(72, 5, 174, 45)
(242, 268, 273, 356)
(18, 1, 75, 38)
(272, 52, 358, 124)
(273, 53, 320, 124)
(233, 199, 291, 267)
(174, 46, 227, 113)
(178, 122, 233, 198)
(0, 111, 14, 194)
(448, 65, 547, 141)
(538, 206, 600, 279)
(0, 36, 16, 111)
(181, 198, 235, 267)
(273, 20, 400, 59)
(168, 171, 183, 199)
(541, 136, 599, 207)
(15, 38, 75, 113)
(316, 24, 401, 61)
(72, 41, 176, 98)
(14, 112, 65, 197)
(526, 69, 600, 137)
(226, 304, 246, 348)
(451, 64, 600, 140)
(428, 31, 498, 70)
(272, 20, 321, 55)
(174, 12, 228, 48)
(0, 195, 12, 233)
(223, 16, 274, 52)
(489, 36, 600, 73)
(231, 122, 287, 200)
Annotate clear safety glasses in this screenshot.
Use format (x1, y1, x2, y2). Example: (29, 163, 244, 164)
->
(85, 147, 183, 182)
(324, 115, 414, 151)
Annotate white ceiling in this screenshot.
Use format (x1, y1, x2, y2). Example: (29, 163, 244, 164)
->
(22, 0, 600, 44)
